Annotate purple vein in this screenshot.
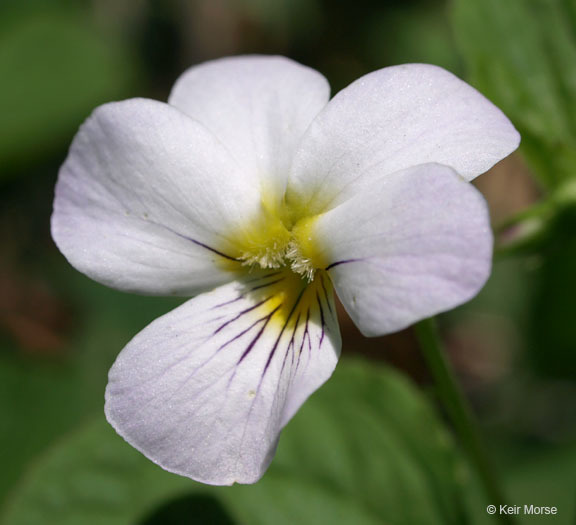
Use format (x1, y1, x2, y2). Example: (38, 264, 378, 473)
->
(147, 219, 239, 261)
(325, 258, 363, 271)
(220, 307, 279, 355)
(316, 291, 327, 346)
(213, 296, 274, 335)
(236, 305, 281, 364)
(262, 287, 307, 375)
(249, 277, 285, 291)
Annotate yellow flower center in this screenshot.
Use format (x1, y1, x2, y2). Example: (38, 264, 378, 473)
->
(212, 188, 335, 330)
(227, 188, 327, 282)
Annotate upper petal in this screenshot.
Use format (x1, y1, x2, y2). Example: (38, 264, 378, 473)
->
(310, 163, 493, 336)
(287, 63, 520, 214)
(105, 270, 340, 485)
(52, 98, 261, 296)
(169, 55, 330, 202)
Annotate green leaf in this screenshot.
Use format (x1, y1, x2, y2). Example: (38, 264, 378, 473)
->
(505, 445, 576, 520)
(466, 443, 576, 525)
(364, 6, 461, 74)
(0, 264, 182, 508)
(451, 0, 576, 188)
(528, 209, 576, 379)
(1, 359, 470, 525)
(0, 6, 135, 176)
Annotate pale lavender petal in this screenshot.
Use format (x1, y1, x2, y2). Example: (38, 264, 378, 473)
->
(311, 163, 493, 336)
(169, 55, 330, 201)
(287, 63, 520, 214)
(52, 98, 262, 296)
(105, 271, 340, 485)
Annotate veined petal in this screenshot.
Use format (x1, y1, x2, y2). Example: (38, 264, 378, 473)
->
(105, 271, 340, 485)
(287, 64, 520, 214)
(169, 55, 330, 201)
(52, 98, 262, 296)
(311, 163, 492, 336)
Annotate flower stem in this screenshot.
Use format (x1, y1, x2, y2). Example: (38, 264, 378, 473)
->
(414, 318, 515, 524)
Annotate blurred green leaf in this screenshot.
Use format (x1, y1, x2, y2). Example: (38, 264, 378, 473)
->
(262, 360, 469, 525)
(0, 263, 182, 508)
(1, 359, 470, 525)
(452, 257, 535, 328)
(506, 444, 576, 518)
(0, 6, 134, 176)
(467, 443, 576, 525)
(529, 209, 576, 380)
(364, 6, 461, 74)
(452, 0, 576, 188)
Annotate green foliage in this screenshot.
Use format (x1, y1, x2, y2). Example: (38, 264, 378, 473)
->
(1, 360, 469, 525)
(364, 6, 461, 74)
(0, 265, 182, 508)
(505, 444, 576, 519)
(0, 6, 134, 177)
(467, 443, 576, 525)
(529, 209, 576, 379)
(452, 0, 576, 189)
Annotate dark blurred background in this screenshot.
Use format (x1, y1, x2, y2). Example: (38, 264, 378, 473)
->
(1, 0, 575, 524)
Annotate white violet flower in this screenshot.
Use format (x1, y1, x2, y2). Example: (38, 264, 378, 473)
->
(52, 56, 519, 485)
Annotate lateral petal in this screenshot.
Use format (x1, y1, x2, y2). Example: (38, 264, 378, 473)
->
(105, 271, 340, 485)
(311, 163, 493, 336)
(169, 55, 330, 201)
(287, 63, 520, 214)
(52, 98, 261, 296)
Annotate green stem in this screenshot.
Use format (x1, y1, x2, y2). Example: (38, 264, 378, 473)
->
(415, 318, 515, 525)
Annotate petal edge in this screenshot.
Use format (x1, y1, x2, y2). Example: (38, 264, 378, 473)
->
(105, 271, 340, 485)
(312, 163, 493, 336)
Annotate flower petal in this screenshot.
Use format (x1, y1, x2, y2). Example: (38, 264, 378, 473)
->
(287, 64, 520, 214)
(52, 98, 262, 296)
(311, 163, 492, 336)
(168, 55, 330, 200)
(105, 271, 340, 485)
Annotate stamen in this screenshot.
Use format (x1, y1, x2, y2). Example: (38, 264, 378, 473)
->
(235, 202, 323, 281)
(241, 244, 286, 269)
(286, 241, 316, 282)
(240, 238, 316, 282)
